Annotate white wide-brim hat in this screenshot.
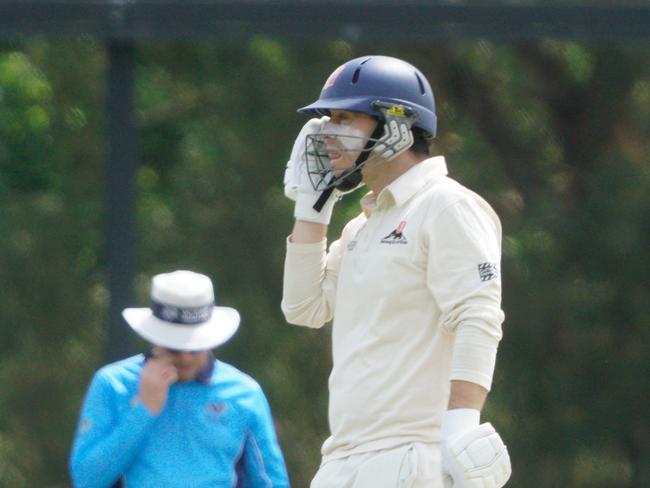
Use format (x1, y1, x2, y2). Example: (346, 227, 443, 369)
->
(122, 270, 240, 351)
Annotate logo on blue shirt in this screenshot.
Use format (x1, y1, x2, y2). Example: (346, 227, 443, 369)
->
(206, 402, 227, 417)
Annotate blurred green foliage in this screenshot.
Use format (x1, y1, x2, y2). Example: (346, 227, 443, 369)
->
(0, 37, 649, 487)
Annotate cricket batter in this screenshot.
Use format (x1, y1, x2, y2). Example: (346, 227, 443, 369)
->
(282, 55, 511, 487)
(70, 270, 290, 487)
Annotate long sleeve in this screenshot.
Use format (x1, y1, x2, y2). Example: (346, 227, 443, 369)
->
(281, 214, 366, 328)
(280, 237, 339, 327)
(427, 196, 505, 390)
(238, 386, 290, 487)
(69, 370, 158, 488)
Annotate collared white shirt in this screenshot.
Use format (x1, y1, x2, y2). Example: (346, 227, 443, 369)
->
(282, 156, 504, 460)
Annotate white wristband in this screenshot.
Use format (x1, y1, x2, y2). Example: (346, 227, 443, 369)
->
(442, 408, 480, 440)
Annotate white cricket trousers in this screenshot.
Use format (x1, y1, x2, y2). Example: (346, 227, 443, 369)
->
(310, 442, 445, 488)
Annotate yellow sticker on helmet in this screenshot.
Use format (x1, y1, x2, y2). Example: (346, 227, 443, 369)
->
(386, 105, 407, 117)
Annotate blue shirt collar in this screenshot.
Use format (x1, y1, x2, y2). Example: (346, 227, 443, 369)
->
(195, 353, 215, 384)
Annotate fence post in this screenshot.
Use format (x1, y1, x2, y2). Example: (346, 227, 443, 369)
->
(104, 40, 136, 362)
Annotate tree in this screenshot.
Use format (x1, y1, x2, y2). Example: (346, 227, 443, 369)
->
(0, 37, 648, 487)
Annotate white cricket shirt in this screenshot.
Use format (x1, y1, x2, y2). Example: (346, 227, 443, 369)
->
(282, 156, 505, 461)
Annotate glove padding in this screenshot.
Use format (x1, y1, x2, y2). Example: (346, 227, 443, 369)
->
(442, 423, 512, 488)
(283, 117, 339, 225)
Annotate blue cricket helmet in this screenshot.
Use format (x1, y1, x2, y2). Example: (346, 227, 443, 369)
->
(298, 55, 437, 137)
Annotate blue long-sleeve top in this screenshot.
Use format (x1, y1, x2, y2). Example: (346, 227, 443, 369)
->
(69, 354, 290, 488)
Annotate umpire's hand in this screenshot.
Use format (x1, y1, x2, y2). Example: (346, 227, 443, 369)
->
(139, 355, 178, 414)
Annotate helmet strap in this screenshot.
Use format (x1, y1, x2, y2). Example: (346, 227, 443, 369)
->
(334, 121, 384, 191)
(312, 186, 335, 212)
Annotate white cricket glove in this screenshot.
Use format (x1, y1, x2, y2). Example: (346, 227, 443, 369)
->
(283, 116, 339, 225)
(442, 409, 512, 488)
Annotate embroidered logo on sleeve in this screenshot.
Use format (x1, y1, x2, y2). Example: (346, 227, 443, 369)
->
(380, 220, 408, 245)
(478, 262, 499, 282)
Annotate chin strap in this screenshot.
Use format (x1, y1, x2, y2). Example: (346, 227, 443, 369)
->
(339, 122, 385, 190)
(312, 185, 335, 212)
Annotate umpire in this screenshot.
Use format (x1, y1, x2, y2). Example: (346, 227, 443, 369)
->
(70, 270, 290, 487)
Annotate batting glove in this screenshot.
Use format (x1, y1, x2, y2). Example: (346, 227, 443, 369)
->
(442, 409, 512, 488)
(283, 117, 339, 225)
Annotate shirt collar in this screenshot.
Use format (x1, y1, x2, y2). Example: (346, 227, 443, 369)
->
(360, 156, 448, 215)
(195, 352, 216, 384)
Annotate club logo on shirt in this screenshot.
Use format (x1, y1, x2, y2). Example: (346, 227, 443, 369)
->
(347, 240, 358, 251)
(380, 220, 408, 245)
(206, 402, 227, 417)
(478, 262, 499, 282)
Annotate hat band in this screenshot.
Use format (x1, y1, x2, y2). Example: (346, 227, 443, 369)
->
(151, 299, 213, 325)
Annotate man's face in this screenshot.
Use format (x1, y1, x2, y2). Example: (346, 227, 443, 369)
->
(151, 346, 211, 382)
(322, 110, 378, 176)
